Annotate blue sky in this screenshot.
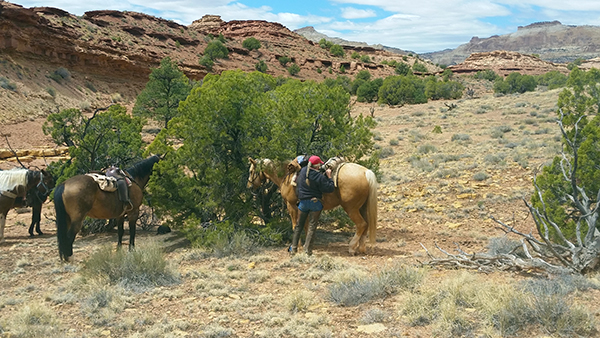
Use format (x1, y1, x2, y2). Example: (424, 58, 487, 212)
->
(12, 0, 600, 53)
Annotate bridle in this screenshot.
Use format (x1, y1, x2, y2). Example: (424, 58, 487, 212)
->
(36, 171, 52, 198)
(248, 162, 266, 188)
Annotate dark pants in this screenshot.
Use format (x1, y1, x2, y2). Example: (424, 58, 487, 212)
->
(291, 209, 321, 255)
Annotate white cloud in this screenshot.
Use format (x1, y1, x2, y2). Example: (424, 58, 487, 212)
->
(340, 7, 376, 19)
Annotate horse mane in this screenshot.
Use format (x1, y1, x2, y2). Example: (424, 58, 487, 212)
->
(126, 155, 160, 179)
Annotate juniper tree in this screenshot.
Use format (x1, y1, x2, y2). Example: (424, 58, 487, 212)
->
(133, 57, 192, 129)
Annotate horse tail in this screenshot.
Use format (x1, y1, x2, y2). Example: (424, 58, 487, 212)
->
(365, 169, 378, 244)
(54, 183, 71, 260)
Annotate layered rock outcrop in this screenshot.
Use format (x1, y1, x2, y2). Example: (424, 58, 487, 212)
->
(448, 50, 569, 76)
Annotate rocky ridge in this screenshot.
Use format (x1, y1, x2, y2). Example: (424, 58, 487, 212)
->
(294, 26, 415, 55)
(0, 1, 414, 124)
(422, 21, 600, 65)
(448, 50, 569, 76)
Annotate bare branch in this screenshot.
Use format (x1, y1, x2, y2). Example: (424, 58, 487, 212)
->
(2, 133, 27, 169)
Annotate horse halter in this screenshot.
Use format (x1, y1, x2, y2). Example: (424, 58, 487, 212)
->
(248, 162, 266, 188)
(36, 171, 51, 197)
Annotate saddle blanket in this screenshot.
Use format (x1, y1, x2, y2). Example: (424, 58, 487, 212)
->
(86, 173, 118, 192)
(0, 168, 28, 198)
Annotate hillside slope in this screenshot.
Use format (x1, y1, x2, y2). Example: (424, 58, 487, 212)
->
(0, 1, 415, 124)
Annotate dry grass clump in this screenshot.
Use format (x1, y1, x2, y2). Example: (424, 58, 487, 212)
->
(451, 133, 471, 142)
(399, 271, 597, 337)
(359, 307, 391, 324)
(328, 264, 424, 306)
(2, 302, 63, 338)
(81, 281, 128, 326)
(199, 324, 235, 338)
(285, 290, 315, 312)
(82, 241, 180, 291)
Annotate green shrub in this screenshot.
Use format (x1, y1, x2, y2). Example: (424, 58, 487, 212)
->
(255, 60, 268, 73)
(0, 76, 17, 91)
(351, 51, 360, 59)
(357, 79, 383, 103)
(378, 75, 427, 106)
(536, 70, 567, 89)
(474, 69, 499, 81)
(181, 217, 283, 256)
(199, 55, 214, 70)
(330, 44, 345, 57)
(45, 86, 56, 97)
(494, 72, 537, 94)
(242, 37, 261, 50)
(425, 76, 464, 100)
(287, 63, 300, 76)
(278, 56, 291, 66)
(318, 38, 333, 49)
(395, 62, 411, 76)
(204, 40, 228, 60)
(360, 54, 371, 63)
(85, 80, 97, 92)
(412, 62, 427, 73)
(323, 75, 352, 93)
(356, 69, 371, 81)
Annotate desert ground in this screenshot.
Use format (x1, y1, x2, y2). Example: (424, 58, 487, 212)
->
(1, 82, 599, 338)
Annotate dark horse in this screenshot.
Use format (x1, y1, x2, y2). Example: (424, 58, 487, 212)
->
(13, 172, 56, 236)
(54, 155, 160, 261)
(0, 168, 54, 242)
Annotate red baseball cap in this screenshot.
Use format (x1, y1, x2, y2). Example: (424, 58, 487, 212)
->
(309, 155, 324, 165)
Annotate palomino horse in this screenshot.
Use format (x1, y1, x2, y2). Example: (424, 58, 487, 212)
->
(248, 158, 378, 255)
(0, 168, 53, 242)
(54, 155, 160, 261)
(13, 172, 56, 236)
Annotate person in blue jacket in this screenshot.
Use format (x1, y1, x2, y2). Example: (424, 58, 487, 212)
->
(290, 155, 334, 255)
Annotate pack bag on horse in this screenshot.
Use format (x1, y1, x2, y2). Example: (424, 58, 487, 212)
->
(248, 156, 378, 255)
(54, 155, 161, 261)
(0, 168, 54, 242)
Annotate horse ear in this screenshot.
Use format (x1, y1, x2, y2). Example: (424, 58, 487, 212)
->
(248, 157, 256, 165)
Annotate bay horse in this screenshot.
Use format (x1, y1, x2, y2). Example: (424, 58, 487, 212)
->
(0, 168, 53, 242)
(247, 157, 378, 255)
(13, 172, 55, 236)
(54, 155, 160, 261)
